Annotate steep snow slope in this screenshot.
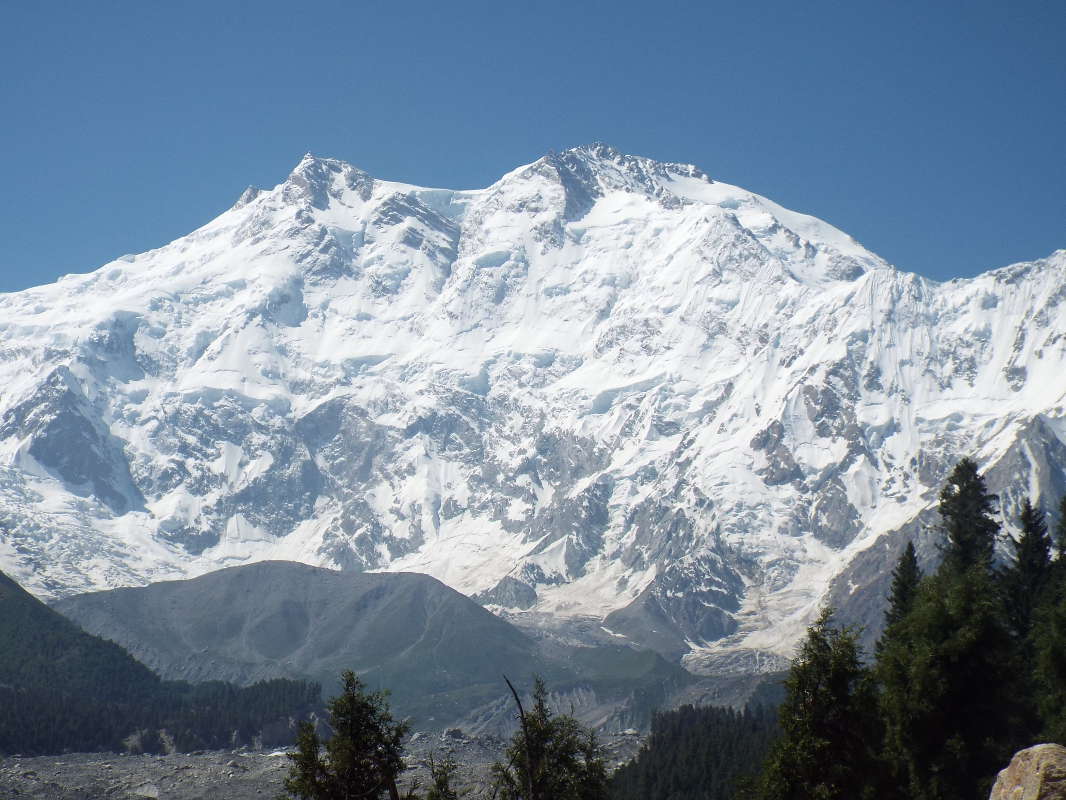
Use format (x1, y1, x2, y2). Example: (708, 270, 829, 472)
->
(1, 144, 1064, 666)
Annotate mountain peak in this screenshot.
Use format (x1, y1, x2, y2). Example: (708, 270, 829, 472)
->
(494, 143, 713, 220)
(1, 145, 1063, 676)
(233, 185, 261, 209)
(545, 143, 710, 198)
(557, 142, 707, 181)
(283, 153, 375, 209)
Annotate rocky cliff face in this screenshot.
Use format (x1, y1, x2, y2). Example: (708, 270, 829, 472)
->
(1, 144, 1063, 665)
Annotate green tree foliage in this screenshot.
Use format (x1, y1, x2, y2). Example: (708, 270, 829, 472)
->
(1031, 495, 1066, 744)
(610, 702, 778, 800)
(748, 608, 881, 800)
(884, 541, 922, 631)
(0, 569, 161, 705)
(878, 568, 1024, 800)
(719, 466, 1066, 799)
(282, 670, 409, 800)
(425, 754, 462, 800)
(1004, 499, 1052, 641)
(491, 676, 608, 800)
(871, 540, 924, 793)
(877, 461, 1030, 799)
(938, 457, 999, 572)
(1032, 568, 1066, 743)
(0, 569, 320, 756)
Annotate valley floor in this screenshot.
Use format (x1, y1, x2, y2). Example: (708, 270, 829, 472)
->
(0, 750, 291, 800)
(0, 731, 644, 799)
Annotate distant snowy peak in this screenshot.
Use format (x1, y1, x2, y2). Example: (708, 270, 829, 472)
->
(513, 142, 709, 212)
(246, 143, 890, 294)
(281, 152, 378, 210)
(0, 145, 1062, 671)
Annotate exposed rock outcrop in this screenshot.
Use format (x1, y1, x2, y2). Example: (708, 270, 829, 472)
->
(990, 744, 1066, 800)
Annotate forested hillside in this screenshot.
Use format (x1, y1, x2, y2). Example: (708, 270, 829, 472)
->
(743, 463, 1066, 800)
(0, 569, 321, 755)
(611, 463, 1066, 800)
(610, 704, 778, 800)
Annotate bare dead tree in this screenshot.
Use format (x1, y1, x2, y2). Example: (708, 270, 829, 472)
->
(504, 675, 536, 800)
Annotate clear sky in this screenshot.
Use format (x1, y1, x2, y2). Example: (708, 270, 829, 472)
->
(1, 0, 1062, 293)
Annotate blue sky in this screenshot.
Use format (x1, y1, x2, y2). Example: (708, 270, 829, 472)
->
(1, 0, 1062, 292)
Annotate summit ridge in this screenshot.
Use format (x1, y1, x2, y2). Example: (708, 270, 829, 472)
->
(0, 146, 1063, 666)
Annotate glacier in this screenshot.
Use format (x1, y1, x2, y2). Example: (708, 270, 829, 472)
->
(0, 142, 1063, 668)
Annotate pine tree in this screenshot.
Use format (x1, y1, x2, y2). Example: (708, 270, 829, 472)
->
(610, 703, 778, 800)
(491, 677, 609, 800)
(1004, 499, 1051, 641)
(425, 754, 462, 800)
(877, 461, 1028, 800)
(749, 608, 882, 800)
(281, 670, 409, 800)
(1032, 494, 1066, 743)
(878, 568, 1026, 800)
(938, 458, 999, 573)
(884, 542, 922, 630)
(283, 722, 331, 800)
(1033, 619, 1066, 742)
(874, 540, 922, 763)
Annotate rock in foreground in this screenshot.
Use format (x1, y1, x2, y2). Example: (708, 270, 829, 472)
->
(990, 744, 1066, 800)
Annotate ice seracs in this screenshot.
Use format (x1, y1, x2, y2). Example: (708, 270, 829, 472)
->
(0, 144, 1063, 667)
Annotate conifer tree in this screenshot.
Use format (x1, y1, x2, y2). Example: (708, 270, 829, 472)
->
(884, 542, 921, 630)
(282, 670, 408, 800)
(1004, 499, 1051, 641)
(425, 754, 462, 800)
(749, 608, 881, 800)
(878, 460, 1025, 800)
(878, 568, 1025, 800)
(611, 703, 778, 800)
(491, 677, 608, 800)
(938, 457, 999, 573)
(1032, 582, 1066, 743)
(874, 539, 923, 763)
(1031, 494, 1066, 743)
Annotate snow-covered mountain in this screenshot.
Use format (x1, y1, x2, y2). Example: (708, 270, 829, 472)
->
(1, 143, 1064, 668)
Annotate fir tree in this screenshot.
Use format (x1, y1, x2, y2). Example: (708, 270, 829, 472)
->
(610, 703, 778, 800)
(875, 541, 921, 698)
(283, 722, 331, 800)
(425, 754, 462, 800)
(884, 542, 922, 629)
(491, 677, 608, 800)
(938, 457, 999, 573)
(878, 567, 1025, 800)
(1032, 494, 1066, 743)
(1004, 498, 1051, 641)
(1032, 580, 1066, 743)
(749, 608, 881, 800)
(281, 670, 408, 800)
(876, 464, 1030, 800)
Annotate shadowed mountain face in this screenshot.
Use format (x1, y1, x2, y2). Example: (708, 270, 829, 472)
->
(54, 561, 692, 729)
(0, 568, 161, 702)
(0, 568, 320, 755)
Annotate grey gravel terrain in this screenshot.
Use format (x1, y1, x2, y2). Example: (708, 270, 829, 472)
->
(0, 731, 644, 800)
(0, 750, 293, 800)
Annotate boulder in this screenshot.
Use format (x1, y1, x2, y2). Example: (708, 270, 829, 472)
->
(990, 744, 1066, 800)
